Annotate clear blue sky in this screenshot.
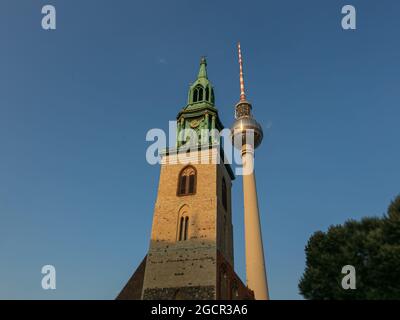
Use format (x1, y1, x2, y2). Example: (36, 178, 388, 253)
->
(0, 0, 399, 299)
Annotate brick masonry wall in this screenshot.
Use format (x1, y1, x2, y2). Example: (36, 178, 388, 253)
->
(217, 251, 254, 300)
(141, 158, 218, 292)
(143, 286, 215, 300)
(137, 147, 248, 300)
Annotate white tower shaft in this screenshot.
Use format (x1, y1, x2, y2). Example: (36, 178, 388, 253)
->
(241, 144, 269, 300)
(233, 43, 269, 300)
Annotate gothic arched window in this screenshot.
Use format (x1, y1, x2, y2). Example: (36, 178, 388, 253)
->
(193, 86, 204, 103)
(222, 178, 228, 211)
(178, 166, 196, 196)
(193, 89, 198, 102)
(205, 87, 210, 101)
(178, 215, 189, 241)
(184, 216, 189, 240)
(198, 87, 203, 101)
(178, 216, 184, 241)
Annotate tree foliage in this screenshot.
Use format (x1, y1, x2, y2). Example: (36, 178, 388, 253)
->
(299, 195, 400, 299)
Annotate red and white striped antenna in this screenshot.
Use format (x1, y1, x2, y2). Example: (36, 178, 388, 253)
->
(238, 42, 247, 101)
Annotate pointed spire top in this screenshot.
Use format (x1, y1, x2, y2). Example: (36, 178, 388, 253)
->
(238, 42, 247, 101)
(186, 57, 215, 107)
(197, 56, 208, 79)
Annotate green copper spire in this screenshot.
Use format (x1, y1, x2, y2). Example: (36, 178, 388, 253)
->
(166, 57, 234, 179)
(186, 57, 215, 107)
(197, 56, 208, 79)
(176, 57, 223, 149)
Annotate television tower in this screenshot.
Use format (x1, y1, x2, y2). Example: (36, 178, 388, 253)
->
(231, 43, 269, 300)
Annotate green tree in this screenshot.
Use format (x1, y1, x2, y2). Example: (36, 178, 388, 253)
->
(299, 195, 400, 299)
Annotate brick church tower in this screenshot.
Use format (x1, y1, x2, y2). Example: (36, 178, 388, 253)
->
(117, 58, 254, 300)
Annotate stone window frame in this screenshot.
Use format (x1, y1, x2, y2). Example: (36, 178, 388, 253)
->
(177, 205, 190, 242)
(177, 165, 197, 197)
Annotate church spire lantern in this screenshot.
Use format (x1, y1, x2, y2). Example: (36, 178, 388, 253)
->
(187, 57, 215, 106)
(176, 57, 221, 148)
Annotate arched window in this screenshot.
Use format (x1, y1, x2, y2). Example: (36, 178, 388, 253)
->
(193, 86, 204, 103)
(178, 215, 189, 241)
(205, 87, 210, 101)
(198, 87, 203, 101)
(193, 89, 198, 102)
(178, 166, 196, 196)
(178, 216, 184, 241)
(222, 178, 228, 211)
(184, 216, 189, 240)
